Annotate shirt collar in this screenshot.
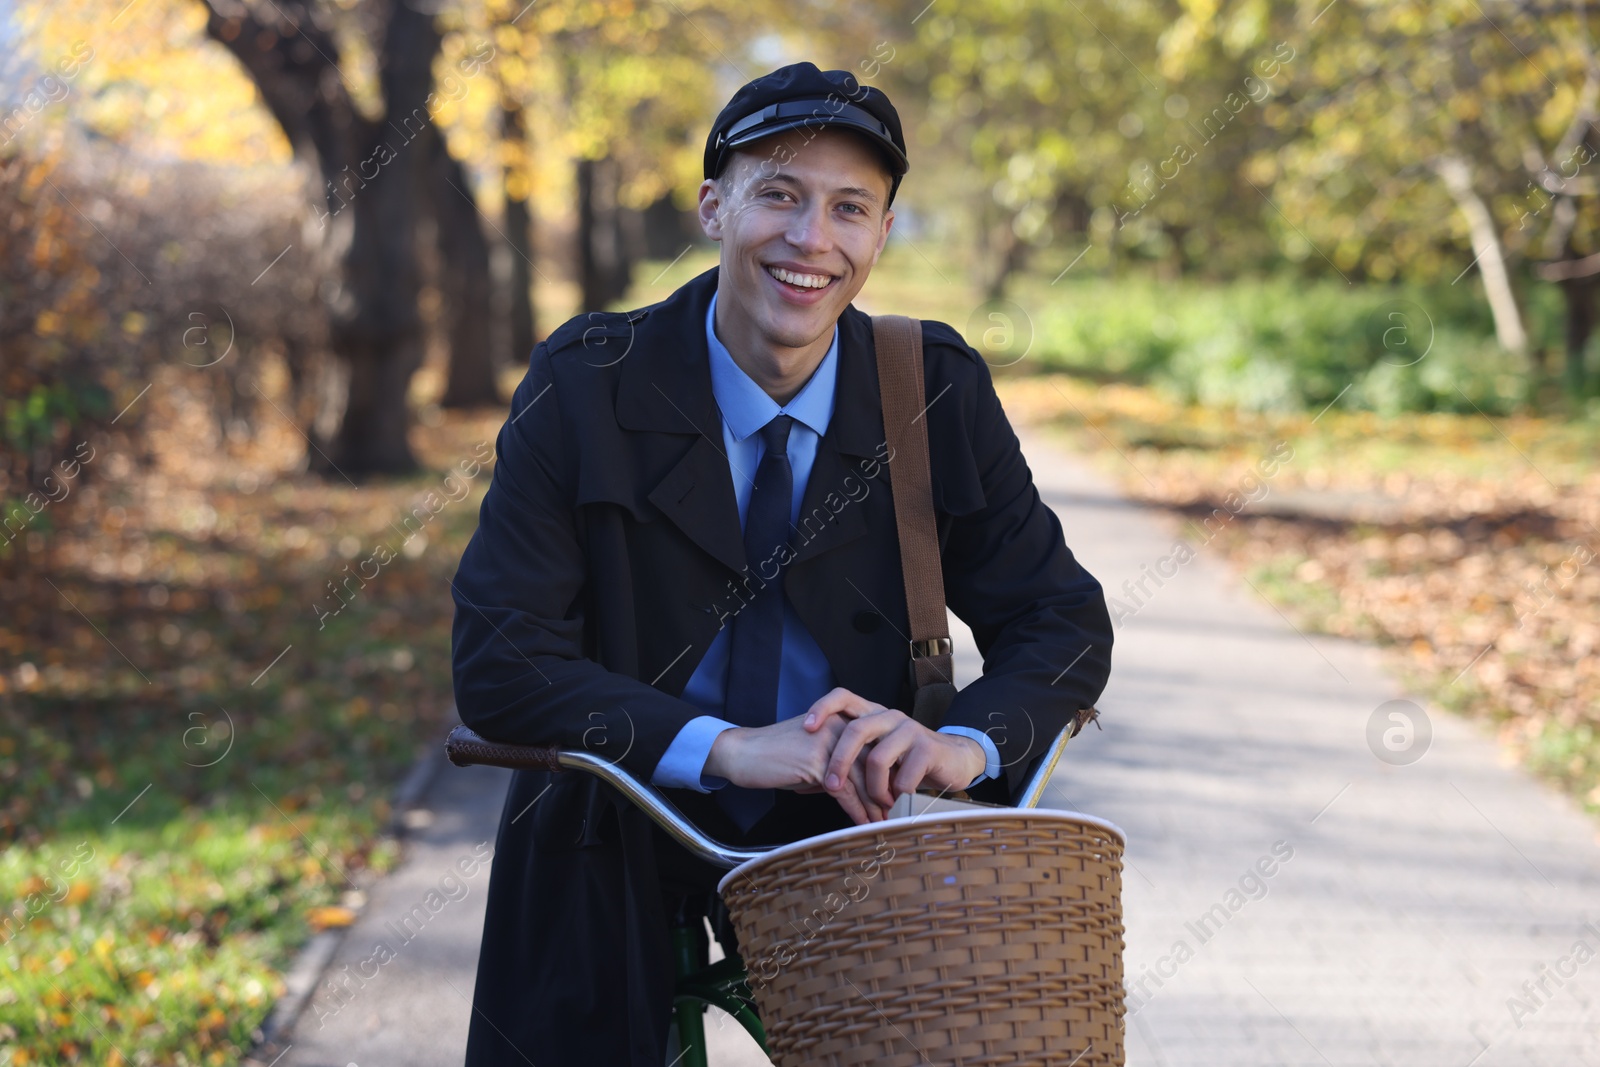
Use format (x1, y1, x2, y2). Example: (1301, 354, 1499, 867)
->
(705, 290, 837, 443)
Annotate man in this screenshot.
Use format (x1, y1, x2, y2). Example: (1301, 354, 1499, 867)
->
(451, 62, 1112, 1066)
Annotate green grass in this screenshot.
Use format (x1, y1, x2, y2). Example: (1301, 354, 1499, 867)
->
(1, 411, 492, 1065)
(1243, 553, 1353, 635)
(1, 812, 394, 1066)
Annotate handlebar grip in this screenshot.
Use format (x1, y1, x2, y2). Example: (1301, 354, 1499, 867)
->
(445, 725, 563, 772)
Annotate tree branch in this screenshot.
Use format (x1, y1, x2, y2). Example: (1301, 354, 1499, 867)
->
(200, 0, 365, 192)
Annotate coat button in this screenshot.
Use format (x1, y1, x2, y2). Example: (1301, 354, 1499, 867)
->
(853, 611, 882, 633)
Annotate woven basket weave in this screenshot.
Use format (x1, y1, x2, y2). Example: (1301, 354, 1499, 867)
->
(717, 810, 1126, 1067)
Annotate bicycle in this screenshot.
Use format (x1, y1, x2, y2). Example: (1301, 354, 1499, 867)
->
(445, 723, 1077, 1067)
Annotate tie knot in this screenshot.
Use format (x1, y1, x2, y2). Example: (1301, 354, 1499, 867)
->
(760, 414, 794, 458)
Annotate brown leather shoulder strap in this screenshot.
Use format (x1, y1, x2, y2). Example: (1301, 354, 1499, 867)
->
(872, 314, 955, 703)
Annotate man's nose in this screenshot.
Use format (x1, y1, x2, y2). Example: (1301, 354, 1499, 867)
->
(784, 201, 832, 255)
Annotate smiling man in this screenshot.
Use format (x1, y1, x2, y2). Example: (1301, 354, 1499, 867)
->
(451, 62, 1113, 1066)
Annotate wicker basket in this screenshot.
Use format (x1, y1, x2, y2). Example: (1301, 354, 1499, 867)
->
(717, 810, 1126, 1067)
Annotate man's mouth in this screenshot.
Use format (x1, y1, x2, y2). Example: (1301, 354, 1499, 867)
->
(764, 265, 835, 292)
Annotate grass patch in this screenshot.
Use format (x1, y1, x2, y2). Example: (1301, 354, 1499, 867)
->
(1, 365, 496, 1064)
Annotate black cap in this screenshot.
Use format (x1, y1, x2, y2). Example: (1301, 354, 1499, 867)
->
(704, 62, 908, 205)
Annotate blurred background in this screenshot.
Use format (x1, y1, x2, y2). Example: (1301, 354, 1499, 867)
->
(2, 0, 1597, 1062)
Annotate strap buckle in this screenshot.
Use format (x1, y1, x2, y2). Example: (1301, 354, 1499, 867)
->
(910, 636, 952, 658)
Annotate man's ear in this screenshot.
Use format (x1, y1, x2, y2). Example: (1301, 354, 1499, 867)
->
(696, 179, 724, 242)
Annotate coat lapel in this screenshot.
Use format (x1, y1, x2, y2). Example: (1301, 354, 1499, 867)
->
(645, 433, 746, 575)
(615, 269, 745, 575)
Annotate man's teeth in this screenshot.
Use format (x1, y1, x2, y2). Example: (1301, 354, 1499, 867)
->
(766, 266, 832, 289)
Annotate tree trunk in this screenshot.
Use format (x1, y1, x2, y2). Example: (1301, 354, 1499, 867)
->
(1534, 196, 1595, 393)
(641, 193, 691, 260)
(1557, 277, 1595, 393)
(433, 144, 499, 408)
(984, 219, 1030, 302)
(501, 99, 536, 363)
(204, 0, 441, 476)
(577, 156, 635, 311)
(333, 333, 423, 472)
(1435, 154, 1529, 356)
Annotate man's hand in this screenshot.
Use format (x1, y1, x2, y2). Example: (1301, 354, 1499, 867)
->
(804, 689, 986, 825)
(702, 708, 853, 791)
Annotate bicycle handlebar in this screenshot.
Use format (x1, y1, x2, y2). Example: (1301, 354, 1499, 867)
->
(445, 721, 1074, 870)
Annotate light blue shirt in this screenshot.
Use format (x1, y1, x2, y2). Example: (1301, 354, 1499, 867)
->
(649, 292, 1001, 793)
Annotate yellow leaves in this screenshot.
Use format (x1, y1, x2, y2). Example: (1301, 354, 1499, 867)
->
(1389, 3, 1429, 36)
(1242, 153, 1278, 186)
(494, 24, 524, 54)
(14, 0, 289, 166)
(1219, 0, 1268, 58)
(1537, 81, 1579, 143)
(499, 54, 528, 88)
(306, 905, 357, 930)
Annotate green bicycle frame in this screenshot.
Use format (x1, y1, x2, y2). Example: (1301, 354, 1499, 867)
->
(670, 923, 766, 1067)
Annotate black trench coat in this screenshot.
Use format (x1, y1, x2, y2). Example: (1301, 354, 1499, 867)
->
(449, 266, 1113, 1066)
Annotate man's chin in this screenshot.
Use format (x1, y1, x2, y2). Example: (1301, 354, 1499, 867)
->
(759, 299, 849, 350)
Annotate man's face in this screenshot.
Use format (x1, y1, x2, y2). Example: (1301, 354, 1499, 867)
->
(697, 127, 896, 351)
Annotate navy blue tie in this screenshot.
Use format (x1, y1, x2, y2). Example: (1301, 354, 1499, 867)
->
(718, 414, 795, 832)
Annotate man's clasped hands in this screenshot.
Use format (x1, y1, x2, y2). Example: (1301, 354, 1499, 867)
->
(702, 686, 987, 825)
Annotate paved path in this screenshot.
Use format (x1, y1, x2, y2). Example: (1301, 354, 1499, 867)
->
(281, 421, 1600, 1066)
(1024, 422, 1600, 1067)
(279, 761, 511, 1067)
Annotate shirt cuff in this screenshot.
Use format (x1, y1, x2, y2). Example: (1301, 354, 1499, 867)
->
(651, 716, 739, 792)
(938, 726, 1001, 789)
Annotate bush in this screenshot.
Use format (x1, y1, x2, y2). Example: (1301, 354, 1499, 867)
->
(0, 140, 326, 575)
(1022, 274, 1529, 414)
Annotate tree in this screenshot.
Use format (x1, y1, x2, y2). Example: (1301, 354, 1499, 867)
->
(499, 86, 537, 365)
(510, 0, 741, 310)
(886, 0, 1286, 296)
(432, 132, 500, 409)
(1214, 0, 1600, 389)
(201, 0, 499, 472)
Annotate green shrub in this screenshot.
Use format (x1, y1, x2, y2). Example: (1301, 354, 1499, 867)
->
(1020, 274, 1529, 414)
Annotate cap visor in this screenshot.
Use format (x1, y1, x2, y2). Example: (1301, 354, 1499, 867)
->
(724, 115, 908, 174)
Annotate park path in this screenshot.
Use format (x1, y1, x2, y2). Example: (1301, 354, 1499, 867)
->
(278, 420, 1600, 1067)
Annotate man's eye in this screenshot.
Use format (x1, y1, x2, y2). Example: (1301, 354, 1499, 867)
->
(839, 203, 866, 215)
